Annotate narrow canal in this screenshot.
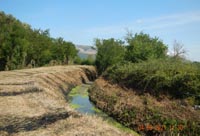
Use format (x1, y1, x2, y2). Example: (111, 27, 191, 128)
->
(67, 82, 139, 135)
(68, 82, 105, 115)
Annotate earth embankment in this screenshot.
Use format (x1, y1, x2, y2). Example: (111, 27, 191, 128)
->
(89, 78, 200, 135)
(0, 66, 135, 136)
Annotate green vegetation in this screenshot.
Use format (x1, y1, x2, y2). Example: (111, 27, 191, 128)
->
(74, 55, 95, 65)
(95, 38, 125, 74)
(1, 11, 199, 136)
(125, 32, 168, 62)
(69, 103, 82, 109)
(0, 11, 77, 71)
(90, 78, 200, 136)
(91, 107, 102, 113)
(95, 32, 168, 73)
(106, 117, 140, 136)
(104, 59, 200, 103)
(95, 31, 200, 103)
(68, 86, 81, 97)
(93, 31, 200, 135)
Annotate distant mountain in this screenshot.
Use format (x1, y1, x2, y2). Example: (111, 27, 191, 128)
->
(76, 45, 96, 59)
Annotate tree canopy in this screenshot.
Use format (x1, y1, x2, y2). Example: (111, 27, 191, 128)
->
(95, 32, 168, 74)
(95, 38, 125, 74)
(0, 11, 77, 71)
(125, 32, 168, 62)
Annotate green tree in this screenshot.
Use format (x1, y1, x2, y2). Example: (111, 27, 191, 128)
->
(0, 11, 78, 71)
(52, 38, 77, 64)
(125, 32, 168, 62)
(62, 41, 77, 64)
(95, 38, 125, 74)
(0, 12, 30, 70)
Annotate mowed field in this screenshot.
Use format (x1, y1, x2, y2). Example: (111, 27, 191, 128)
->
(0, 65, 134, 136)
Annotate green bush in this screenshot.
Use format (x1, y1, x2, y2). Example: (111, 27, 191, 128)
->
(95, 38, 125, 74)
(81, 58, 95, 65)
(103, 59, 200, 101)
(74, 56, 95, 65)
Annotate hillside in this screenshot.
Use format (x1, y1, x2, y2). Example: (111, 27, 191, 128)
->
(0, 65, 134, 136)
(76, 45, 96, 59)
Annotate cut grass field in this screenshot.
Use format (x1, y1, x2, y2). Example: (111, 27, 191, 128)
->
(0, 65, 135, 136)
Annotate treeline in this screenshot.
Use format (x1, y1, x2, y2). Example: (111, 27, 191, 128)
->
(0, 11, 77, 71)
(95, 32, 168, 74)
(95, 32, 200, 103)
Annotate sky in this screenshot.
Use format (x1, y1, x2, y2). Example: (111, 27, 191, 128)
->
(0, 0, 200, 61)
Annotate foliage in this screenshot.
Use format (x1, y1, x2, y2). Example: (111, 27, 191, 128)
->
(94, 32, 168, 73)
(51, 38, 77, 65)
(93, 32, 200, 136)
(0, 11, 77, 70)
(90, 78, 200, 136)
(81, 54, 95, 65)
(125, 32, 168, 62)
(103, 59, 200, 101)
(94, 32, 200, 103)
(95, 38, 125, 74)
(193, 61, 200, 69)
(74, 55, 95, 65)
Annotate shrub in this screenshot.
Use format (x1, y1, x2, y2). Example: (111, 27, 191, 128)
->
(103, 59, 200, 101)
(95, 38, 125, 74)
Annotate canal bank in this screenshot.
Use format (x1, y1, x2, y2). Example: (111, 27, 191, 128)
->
(68, 82, 139, 136)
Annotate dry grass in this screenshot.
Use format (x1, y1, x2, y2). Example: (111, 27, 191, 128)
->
(0, 65, 93, 118)
(90, 78, 200, 135)
(92, 78, 200, 121)
(10, 115, 133, 136)
(0, 65, 135, 136)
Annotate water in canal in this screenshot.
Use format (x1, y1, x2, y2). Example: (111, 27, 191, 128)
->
(68, 83, 104, 115)
(67, 83, 139, 135)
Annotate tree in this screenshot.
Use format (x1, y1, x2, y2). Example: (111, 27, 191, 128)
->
(51, 38, 77, 64)
(0, 12, 78, 71)
(62, 41, 77, 64)
(172, 40, 186, 59)
(125, 32, 168, 62)
(95, 38, 125, 74)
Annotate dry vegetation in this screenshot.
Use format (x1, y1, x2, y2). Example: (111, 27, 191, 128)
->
(0, 65, 134, 136)
(89, 78, 200, 135)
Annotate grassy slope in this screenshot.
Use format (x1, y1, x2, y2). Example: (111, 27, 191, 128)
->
(89, 78, 200, 135)
(0, 65, 134, 136)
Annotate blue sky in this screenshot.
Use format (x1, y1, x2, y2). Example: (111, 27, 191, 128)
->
(0, 0, 200, 61)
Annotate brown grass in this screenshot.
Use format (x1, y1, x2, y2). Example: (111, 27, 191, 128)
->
(90, 78, 200, 135)
(0, 65, 135, 136)
(10, 115, 133, 136)
(92, 78, 200, 120)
